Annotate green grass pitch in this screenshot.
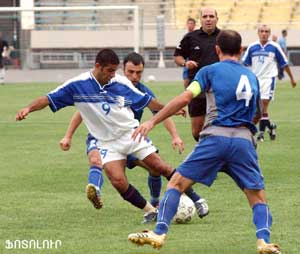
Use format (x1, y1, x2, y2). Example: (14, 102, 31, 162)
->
(0, 80, 299, 254)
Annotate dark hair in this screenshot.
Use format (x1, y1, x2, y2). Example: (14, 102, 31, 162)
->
(95, 48, 120, 66)
(282, 29, 287, 35)
(187, 18, 196, 24)
(216, 30, 241, 55)
(123, 52, 145, 67)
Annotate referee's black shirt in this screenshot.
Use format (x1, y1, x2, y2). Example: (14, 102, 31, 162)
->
(174, 27, 221, 80)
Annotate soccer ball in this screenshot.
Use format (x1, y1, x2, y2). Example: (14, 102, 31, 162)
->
(146, 75, 156, 82)
(173, 194, 196, 224)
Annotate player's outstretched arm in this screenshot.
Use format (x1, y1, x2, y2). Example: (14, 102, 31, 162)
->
(284, 65, 297, 87)
(133, 90, 193, 142)
(59, 111, 83, 151)
(15, 96, 50, 121)
(162, 118, 184, 154)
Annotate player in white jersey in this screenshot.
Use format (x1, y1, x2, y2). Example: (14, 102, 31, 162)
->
(15, 49, 206, 223)
(59, 52, 209, 221)
(242, 24, 297, 142)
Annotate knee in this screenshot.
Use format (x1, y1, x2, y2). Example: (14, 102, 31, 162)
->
(89, 155, 102, 168)
(110, 177, 128, 193)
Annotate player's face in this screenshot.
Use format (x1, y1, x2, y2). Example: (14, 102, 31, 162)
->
(95, 63, 119, 84)
(258, 27, 271, 44)
(201, 8, 218, 34)
(123, 62, 144, 86)
(187, 21, 196, 32)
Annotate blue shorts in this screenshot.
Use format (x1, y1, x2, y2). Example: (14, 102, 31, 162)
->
(177, 135, 264, 190)
(86, 133, 149, 169)
(182, 66, 188, 80)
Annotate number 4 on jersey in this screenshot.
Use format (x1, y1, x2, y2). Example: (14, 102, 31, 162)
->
(236, 75, 253, 107)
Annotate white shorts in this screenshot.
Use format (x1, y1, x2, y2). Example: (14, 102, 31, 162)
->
(97, 129, 157, 165)
(258, 77, 276, 100)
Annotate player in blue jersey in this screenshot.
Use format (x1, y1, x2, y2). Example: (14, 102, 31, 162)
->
(16, 49, 208, 224)
(242, 24, 296, 142)
(128, 30, 281, 254)
(60, 52, 209, 221)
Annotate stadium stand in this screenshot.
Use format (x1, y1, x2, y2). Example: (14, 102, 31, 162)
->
(34, 0, 174, 30)
(1, 0, 300, 69)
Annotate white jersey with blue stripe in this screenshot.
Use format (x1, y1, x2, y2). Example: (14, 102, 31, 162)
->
(194, 60, 260, 134)
(242, 40, 288, 79)
(47, 72, 152, 141)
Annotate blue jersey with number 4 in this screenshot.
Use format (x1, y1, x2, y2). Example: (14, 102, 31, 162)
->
(193, 60, 260, 134)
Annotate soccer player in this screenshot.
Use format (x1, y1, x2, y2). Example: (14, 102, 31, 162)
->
(60, 52, 209, 220)
(174, 7, 220, 141)
(0, 32, 10, 85)
(16, 49, 208, 224)
(182, 18, 197, 89)
(242, 24, 296, 142)
(277, 29, 288, 80)
(128, 30, 281, 254)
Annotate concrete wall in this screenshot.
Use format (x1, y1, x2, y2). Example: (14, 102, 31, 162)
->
(31, 28, 300, 49)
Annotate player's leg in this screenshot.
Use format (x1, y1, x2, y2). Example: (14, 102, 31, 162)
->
(128, 136, 223, 248)
(132, 158, 162, 208)
(142, 152, 209, 218)
(104, 159, 157, 223)
(85, 134, 104, 209)
(191, 116, 205, 141)
(128, 172, 194, 249)
(188, 94, 206, 141)
(86, 149, 104, 209)
(244, 189, 281, 254)
(258, 78, 276, 141)
(227, 135, 280, 254)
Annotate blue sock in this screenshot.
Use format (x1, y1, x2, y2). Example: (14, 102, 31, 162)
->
(154, 188, 181, 235)
(185, 187, 201, 203)
(148, 175, 162, 206)
(252, 203, 272, 243)
(88, 166, 104, 194)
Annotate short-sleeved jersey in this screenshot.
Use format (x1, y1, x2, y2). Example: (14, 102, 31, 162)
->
(193, 60, 260, 134)
(132, 82, 156, 121)
(174, 27, 220, 80)
(47, 73, 152, 141)
(278, 37, 287, 53)
(242, 40, 288, 79)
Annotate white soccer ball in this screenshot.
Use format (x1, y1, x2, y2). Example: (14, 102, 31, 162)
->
(173, 194, 196, 224)
(146, 75, 156, 82)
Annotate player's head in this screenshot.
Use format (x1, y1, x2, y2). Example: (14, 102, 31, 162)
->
(215, 30, 242, 57)
(123, 52, 144, 85)
(94, 48, 120, 84)
(186, 18, 196, 32)
(257, 24, 271, 44)
(281, 29, 287, 37)
(200, 7, 218, 34)
(271, 34, 278, 42)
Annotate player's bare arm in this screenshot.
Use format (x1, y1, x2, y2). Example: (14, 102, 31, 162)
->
(148, 98, 186, 117)
(60, 111, 83, 151)
(15, 96, 49, 121)
(162, 118, 184, 154)
(284, 65, 297, 87)
(133, 91, 193, 142)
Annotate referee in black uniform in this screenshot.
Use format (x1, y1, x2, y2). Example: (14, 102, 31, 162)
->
(174, 7, 220, 141)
